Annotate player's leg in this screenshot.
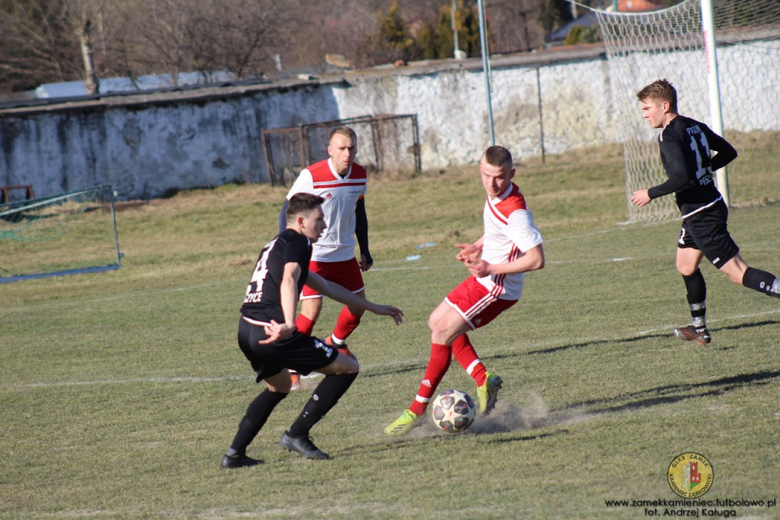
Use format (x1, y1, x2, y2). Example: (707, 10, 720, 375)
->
(282, 338, 358, 459)
(673, 225, 711, 345)
(385, 301, 470, 435)
(222, 319, 288, 469)
(726, 254, 780, 297)
(222, 370, 290, 469)
(326, 289, 365, 361)
(290, 291, 323, 390)
(444, 277, 512, 414)
(452, 334, 503, 415)
(327, 259, 366, 356)
(296, 297, 323, 335)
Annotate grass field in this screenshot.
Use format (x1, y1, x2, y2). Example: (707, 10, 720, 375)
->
(2, 145, 779, 519)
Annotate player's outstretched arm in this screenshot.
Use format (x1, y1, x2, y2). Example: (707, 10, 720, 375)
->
(455, 237, 484, 262)
(467, 244, 545, 278)
(306, 272, 403, 325)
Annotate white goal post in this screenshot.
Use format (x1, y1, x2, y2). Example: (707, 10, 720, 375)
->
(589, 0, 780, 221)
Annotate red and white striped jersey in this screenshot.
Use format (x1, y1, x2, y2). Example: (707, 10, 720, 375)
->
(478, 182, 544, 300)
(286, 158, 368, 262)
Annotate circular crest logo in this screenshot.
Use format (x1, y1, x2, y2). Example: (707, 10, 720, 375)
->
(668, 452, 714, 498)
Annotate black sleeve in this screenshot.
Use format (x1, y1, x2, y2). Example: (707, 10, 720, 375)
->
(705, 128, 738, 172)
(355, 198, 371, 264)
(278, 199, 289, 234)
(284, 235, 311, 266)
(648, 131, 694, 199)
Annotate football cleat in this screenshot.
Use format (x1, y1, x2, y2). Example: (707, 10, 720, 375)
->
(384, 409, 421, 436)
(280, 431, 330, 460)
(325, 335, 357, 361)
(673, 325, 711, 345)
(220, 452, 263, 469)
(477, 372, 503, 415)
(290, 371, 301, 391)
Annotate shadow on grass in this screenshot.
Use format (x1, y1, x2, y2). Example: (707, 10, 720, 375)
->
(714, 318, 780, 333)
(486, 430, 569, 444)
(516, 318, 780, 357)
(555, 370, 780, 417)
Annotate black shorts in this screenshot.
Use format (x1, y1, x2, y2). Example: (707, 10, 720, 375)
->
(677, 199, 739, 269)
(237, 317, 339, 382)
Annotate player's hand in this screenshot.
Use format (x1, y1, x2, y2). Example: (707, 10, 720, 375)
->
(466, 258, 492, 278)
(630, 189, 651, 207)
(258, 320, 295, 345)
(371, 304, 404, 325)
(455, 243, 481, 263)
(360, 253, 373, 272)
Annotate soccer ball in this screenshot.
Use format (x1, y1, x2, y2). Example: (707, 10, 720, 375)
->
(431, 389, 476, 433)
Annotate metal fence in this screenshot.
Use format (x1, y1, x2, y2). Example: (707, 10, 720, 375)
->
(262, 114, 421, 186)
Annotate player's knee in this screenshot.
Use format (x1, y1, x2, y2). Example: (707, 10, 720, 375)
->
(428, 314, 443, 334)
(327, 354, 359, 375)
(676, 262, 697, 277)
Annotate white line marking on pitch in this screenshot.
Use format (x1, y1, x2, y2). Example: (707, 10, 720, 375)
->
(4, 307, 778, 390)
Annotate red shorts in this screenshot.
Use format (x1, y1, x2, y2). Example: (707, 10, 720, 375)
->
(302, 258, 365, 299)
(445, 277, 516, 330)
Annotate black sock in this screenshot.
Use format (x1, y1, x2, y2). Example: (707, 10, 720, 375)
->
(683, 270, 707, 326)
(743, 267, 780, 298)
(229, 389, 287, 454)
(287, 372, 358, 437)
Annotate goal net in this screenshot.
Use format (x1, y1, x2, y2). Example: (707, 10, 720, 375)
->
(0, 185, 122, 283)
(593, 0, 780, 221)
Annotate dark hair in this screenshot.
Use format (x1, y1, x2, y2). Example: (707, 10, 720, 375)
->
(637, 79, 678, 113)
(483, 146, 513, 168)
(286, 193, 324, 223)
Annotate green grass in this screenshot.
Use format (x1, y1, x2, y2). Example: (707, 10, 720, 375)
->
(2, 145, 779, 519)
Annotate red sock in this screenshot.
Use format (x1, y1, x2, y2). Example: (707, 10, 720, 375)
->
(331, 307, 361, 343)
(409, 343, 452, 416)
(452, 334, 487, 386)
(295, 314, 315, 336)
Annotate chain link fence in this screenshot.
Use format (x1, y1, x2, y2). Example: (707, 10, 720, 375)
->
(262, 114, 421, 186)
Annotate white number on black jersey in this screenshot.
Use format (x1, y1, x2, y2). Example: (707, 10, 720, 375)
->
(689, 130, 713, 184)
(244, 238, 278, 303)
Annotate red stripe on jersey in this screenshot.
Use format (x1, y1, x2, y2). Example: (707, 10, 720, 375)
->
(312, 181, 367, 189)
(487, 183, 527, 224)
(308, 160, 368, 182)
(488, 244, 519, 295)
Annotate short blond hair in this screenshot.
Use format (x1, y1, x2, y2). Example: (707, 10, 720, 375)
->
(329, 126, 357, 144)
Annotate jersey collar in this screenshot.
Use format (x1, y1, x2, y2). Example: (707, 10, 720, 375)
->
(488, 183, 516, 204)
(327, 157, 352, 179)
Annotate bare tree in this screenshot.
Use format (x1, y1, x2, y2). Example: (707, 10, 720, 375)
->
(0, 0, 82, 92)
(64, 0, 108, 94)
(487, 0, 545, 52)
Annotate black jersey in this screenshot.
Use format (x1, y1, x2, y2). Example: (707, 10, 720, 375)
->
(240, 229, 312, 323)
(649, 115, 737, 216)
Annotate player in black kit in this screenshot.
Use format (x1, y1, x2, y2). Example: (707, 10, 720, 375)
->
(631, 79, 779, 345)
(221, 193, 403, 468)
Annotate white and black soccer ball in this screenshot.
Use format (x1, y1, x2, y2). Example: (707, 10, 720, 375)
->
(431, 389, 476, 433)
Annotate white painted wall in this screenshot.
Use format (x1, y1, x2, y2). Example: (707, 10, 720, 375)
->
(0, 41, 776, 201)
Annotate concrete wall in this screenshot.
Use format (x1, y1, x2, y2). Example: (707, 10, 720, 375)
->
(0, 41, 776, 201)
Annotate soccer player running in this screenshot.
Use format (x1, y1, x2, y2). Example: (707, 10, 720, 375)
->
(631, 79, 780, 345)
(280, 127, 372, 390)
(385, 145, 545, 435)
(221, 193, 403, 468)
